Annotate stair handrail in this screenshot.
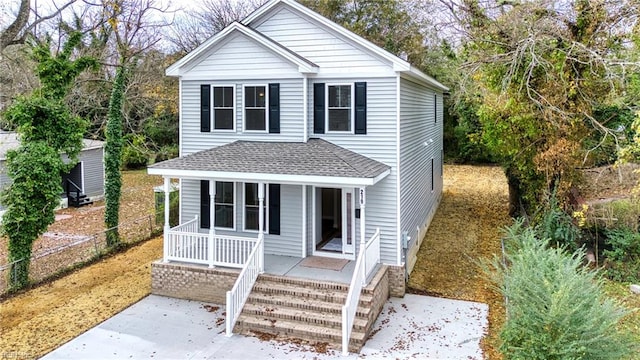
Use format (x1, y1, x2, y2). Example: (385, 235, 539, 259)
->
(341, 227, 380, 356)
(225, 233, 264, 337)
(65, 178, 82, 195)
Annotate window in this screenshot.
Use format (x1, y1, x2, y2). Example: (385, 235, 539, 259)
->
(213, 86, 234, 130)
(327, 84, 352, 132)
(215, 181, 234, 229)
(244, 183, 268, 231)
(244, 85, 267, 131)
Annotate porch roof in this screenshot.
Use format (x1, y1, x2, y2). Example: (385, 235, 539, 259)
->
(148, 139, 390, 186)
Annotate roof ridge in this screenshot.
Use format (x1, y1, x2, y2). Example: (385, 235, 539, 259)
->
(313, 139, 368, 177)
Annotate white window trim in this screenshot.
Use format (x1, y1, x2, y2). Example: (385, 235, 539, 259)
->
(325, 83, 355, 134)
(242, 84, 269, 133)
(212, 84, 236, 132)
(214, 181, 236, 231)
(242, 182, 269, 233)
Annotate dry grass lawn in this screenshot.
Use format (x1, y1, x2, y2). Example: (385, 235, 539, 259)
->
(0, 236, 162, 359)
(408, 165, 511, 360)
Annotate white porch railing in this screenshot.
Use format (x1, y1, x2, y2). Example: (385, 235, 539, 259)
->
(341, 228, 380, 356)
(165, 216, 258, 268)
(226, 233, 264, 336)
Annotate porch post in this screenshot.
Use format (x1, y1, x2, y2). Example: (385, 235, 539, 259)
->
(208, 180, 216, 268)
(258, 182, 265, 273)
(359, 187, 366, 283)
(163, 177, 171, 263)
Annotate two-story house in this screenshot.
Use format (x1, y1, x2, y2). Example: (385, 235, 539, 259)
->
(148, 0, 447, 354)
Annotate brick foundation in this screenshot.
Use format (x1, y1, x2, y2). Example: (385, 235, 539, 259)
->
(151, 261, 239, 304)
(387, 264, 406, 297)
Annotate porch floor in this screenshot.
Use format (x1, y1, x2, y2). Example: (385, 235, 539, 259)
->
(264, 255, 356, 284)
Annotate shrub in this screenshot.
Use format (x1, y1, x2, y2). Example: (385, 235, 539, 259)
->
(487, 221, 636, 360)
(154, 144, 178, 162)
(587, 198, 640, 232)
(602, 227, 640, 283)
(533, 194, 581, 251)
(121, 134, 149, 169)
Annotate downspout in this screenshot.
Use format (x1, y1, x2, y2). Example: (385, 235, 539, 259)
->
(302, 74, 308, 142)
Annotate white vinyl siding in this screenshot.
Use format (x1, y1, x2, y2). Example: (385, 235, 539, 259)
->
(180, 79, 304, 155)
(399, 76, 443, 267)
(182, 32, 301, 81)
(254, 7, 395, 77)
(180, 180, 302, 257)
(308, 76, 399, 265)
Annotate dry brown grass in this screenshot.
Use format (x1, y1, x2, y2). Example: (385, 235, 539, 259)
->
(408, 165, 511, 360)
(0, 236, 162, 359)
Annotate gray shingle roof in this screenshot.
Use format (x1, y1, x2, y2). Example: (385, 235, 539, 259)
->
(150, 139, 389, 179)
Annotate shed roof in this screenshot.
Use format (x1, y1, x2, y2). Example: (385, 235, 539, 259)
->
(0, 132, 104, 160)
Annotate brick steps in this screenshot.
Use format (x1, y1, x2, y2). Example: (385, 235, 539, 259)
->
(234, 269, 389, 353)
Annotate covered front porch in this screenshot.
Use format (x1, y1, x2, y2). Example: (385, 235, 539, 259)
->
(148, 139, 390, 355)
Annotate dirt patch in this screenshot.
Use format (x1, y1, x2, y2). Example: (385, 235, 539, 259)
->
(0, 236, 162, 358)
(408, 165, 511, 360)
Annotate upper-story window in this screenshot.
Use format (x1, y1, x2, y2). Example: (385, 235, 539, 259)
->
(327, 84, 353, 132)
(213, 86, 235, 130)
(244, 85, 267, 131)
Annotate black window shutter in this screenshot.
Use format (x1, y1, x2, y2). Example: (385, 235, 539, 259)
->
(268, 83, 280, 133)
(200, 180, 210, 229)
(434, 94, 437, 124)
(200, 85, 211, 132)
(313, 83, 325, 134)
(354, 82, 367, 134)
(268, 184, 280, 235)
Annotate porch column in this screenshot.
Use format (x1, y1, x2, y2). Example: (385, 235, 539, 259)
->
(359, 187, 366, 283)
(163, 177, 171, 263)
(208, 181, 216, 268)
(258, 182, 265, 272)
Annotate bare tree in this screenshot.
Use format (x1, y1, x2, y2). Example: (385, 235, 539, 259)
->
(165, 0, 265, 53)
(0, 0, 78, 51)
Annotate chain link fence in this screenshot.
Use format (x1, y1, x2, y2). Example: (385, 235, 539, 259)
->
(0, 212, 163, 296)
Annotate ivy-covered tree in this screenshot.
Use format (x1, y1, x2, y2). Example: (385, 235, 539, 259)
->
(103, 0, 167, 246)
(105, 64, 125, 246)
(1, 32, 95, 288)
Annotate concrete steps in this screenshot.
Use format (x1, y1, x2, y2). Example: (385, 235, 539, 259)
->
(234, 268, 388, 353)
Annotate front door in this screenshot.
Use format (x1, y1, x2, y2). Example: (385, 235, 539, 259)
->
(314, 187, 355, 259)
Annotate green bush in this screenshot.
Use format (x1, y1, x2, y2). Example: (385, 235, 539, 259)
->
(121, 134, 149, 169)
(533, 194, 581, 252)
(602, 227, 640, 283)
(487, 221, 636, 360)
(154, 144, 178, 163)
(588, 199, 640, 232)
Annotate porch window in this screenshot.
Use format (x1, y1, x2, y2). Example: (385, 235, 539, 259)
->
(244, 85, 267, 131)
(244, 183, 267, 231)
(215, 181, 235, 229)
(327, 84, 352, 132)
(213, 86, 234, 130)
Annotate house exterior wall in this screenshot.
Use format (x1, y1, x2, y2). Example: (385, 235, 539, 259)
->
(399, 76, 444, 273)
(181, 179, 303, 258)
(253, 6, 395, 77)
(306, 77, 399, 265)
(180, 78, 304, 156)
(181, 32, 301, 80)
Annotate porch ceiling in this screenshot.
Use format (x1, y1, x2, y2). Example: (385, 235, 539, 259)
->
(148, 139, 390, 186)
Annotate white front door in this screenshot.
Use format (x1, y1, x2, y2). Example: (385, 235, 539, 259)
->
(313, 187, 355, 260)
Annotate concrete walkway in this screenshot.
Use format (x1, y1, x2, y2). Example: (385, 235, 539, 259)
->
(43, 294, 488, 360)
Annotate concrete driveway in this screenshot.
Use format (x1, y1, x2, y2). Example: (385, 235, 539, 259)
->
(43, 294, 488, 359)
